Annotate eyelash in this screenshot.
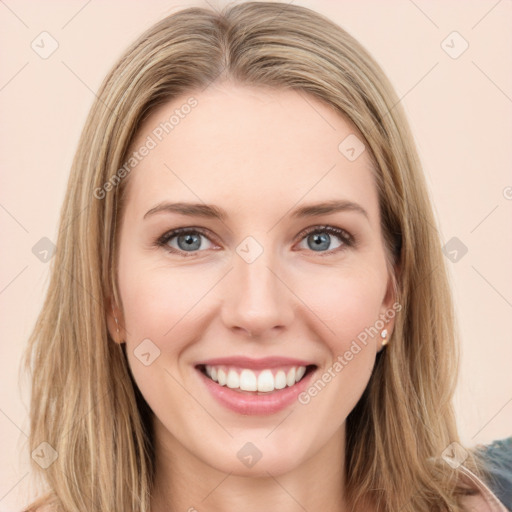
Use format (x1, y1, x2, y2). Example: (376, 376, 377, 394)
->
(155, 225, 355, 257)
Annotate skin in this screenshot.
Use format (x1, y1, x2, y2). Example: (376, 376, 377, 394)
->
(107, 81, 397, 512)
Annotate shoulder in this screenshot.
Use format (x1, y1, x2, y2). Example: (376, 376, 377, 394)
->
(456, 437, 512, 512)
(473, 436, 512, 510)
(457, 476, 508, 512)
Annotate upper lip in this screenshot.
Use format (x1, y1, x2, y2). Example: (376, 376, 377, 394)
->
(195, 356, 316, 369)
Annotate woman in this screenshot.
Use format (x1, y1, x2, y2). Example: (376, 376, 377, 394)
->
(23, 2, 509, 511)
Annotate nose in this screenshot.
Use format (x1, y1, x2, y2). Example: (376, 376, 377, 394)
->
(220, 245, 295, 339)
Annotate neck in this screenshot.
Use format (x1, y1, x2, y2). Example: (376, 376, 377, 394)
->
(151, 423, 349, 512)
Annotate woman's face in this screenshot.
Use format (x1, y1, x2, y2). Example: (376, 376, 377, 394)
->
(110, 82, 397, 477)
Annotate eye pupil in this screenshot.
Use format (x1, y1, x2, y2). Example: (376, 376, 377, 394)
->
(308, 233, 330, 251)
(178, 233, 201, 251)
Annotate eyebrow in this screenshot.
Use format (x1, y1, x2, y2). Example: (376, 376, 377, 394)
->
(143, 199, 369, 221)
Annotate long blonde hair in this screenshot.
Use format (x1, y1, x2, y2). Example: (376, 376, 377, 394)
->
(24, 2, 479, 510)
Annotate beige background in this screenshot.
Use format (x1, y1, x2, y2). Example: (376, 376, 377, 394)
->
(1, 0, 511, 509)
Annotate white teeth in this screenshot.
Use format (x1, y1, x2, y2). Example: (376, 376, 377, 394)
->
(275, 370, 287, 389)
(239, 369, 257, 391)
(286, 367, 296, 387)
(217, 368, 227, 386)
(226, 369, 239, 389)
(203, 365, 308, 392)
(295, 366, 306, 382)
(257, 370, 275, 392)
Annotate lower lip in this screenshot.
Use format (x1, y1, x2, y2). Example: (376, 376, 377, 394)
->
(197, 367, 316, 416)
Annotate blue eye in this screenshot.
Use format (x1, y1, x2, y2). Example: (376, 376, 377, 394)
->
(156, 225, 354, 257)
(296, 225, 354, 253)
(158, 228, 215, 255)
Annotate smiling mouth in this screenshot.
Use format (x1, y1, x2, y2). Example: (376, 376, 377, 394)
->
(196, 364, 317, 394)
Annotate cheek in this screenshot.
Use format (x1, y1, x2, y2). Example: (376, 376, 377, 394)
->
(294, 261, 387, 352)
(118, 249, 209, 346)
(292, 261, 386, 409)
(294, 271, 382, 419)
(117, 256, 209, 421)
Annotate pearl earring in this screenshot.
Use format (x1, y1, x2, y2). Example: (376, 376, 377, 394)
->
(381, 329, 389, 346)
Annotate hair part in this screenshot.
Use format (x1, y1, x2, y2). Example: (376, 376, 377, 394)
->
(24, 2, 480, 510)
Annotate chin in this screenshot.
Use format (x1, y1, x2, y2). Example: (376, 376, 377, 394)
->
(198, 431, 314, 477)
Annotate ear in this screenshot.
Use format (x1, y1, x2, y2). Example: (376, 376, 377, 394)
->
(106, 296, 126, 344)
(378, 262, 401, 351)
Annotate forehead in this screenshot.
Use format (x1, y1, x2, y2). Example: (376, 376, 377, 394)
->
(122, 82, 379, 223)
